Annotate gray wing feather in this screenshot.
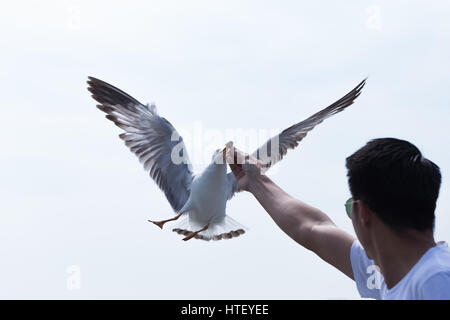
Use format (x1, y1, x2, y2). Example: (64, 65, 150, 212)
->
(87, 76, 194, 213)
(226, 78, 366, 199)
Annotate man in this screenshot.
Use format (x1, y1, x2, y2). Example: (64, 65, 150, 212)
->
(226, 137, 450, 299)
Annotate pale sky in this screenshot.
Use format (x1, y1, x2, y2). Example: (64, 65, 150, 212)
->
(1, 1, 449, 299)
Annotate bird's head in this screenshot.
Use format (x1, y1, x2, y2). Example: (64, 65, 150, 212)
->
(211, 141, 233, 165)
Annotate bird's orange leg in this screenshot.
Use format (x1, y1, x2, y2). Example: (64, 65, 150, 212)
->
(149, 212, 183, 229)
(183, 224, 210, 241)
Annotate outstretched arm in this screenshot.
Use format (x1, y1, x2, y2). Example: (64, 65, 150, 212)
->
(227, 148, 355, 279)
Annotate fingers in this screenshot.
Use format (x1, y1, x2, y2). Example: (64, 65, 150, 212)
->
(226, 146, 251, 166)
(226, 147, 246, 180)
(230, 164, 246, 180)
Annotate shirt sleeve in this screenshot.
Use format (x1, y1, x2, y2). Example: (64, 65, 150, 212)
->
(420, 271, 450, 300)
(350, 240, 382, 299)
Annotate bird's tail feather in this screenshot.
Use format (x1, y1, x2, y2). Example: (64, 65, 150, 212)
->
(172, 215, 247, 241)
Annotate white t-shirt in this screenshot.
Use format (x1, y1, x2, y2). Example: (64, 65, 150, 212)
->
(350, 240, 450, 299)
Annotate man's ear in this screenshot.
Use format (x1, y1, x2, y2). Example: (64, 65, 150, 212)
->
(358, 200, 372, 227)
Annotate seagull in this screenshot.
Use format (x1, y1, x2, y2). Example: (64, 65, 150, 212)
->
(87, 77, 366, 241)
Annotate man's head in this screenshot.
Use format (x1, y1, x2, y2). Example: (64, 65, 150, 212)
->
(346, 138, 441, 247)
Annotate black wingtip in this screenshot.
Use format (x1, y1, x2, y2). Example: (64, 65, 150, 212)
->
(86, 76, 144, 108)
(87, 75, 100, 82)
(356, 77, 368, 92)
(86, 76, 99, 86)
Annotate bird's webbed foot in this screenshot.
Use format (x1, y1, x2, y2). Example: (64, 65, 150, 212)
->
(148, 212, 183, 229)
(182, 223, 210, 241)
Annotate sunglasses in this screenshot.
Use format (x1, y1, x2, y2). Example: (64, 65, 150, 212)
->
(344, 197, 356, 219)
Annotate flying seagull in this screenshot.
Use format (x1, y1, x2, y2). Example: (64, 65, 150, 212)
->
(87, 77, 366, 241)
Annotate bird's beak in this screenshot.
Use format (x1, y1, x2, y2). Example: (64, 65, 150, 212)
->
(222, 141, 233, 154)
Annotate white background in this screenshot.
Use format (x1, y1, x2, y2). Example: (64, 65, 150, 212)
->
(1, 0, 449, 299)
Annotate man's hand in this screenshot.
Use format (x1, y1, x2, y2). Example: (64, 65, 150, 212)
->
(226, 147, 263, 191)
(226, 145, 355, 280)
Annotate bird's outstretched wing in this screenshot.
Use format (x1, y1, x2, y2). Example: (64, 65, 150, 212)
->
(253, 78, 366, 169)
(87, 76, 194, 212)
(226, 78, 366, 199)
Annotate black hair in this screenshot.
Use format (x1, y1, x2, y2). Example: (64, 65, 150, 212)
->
(346, 138, 441, 232)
